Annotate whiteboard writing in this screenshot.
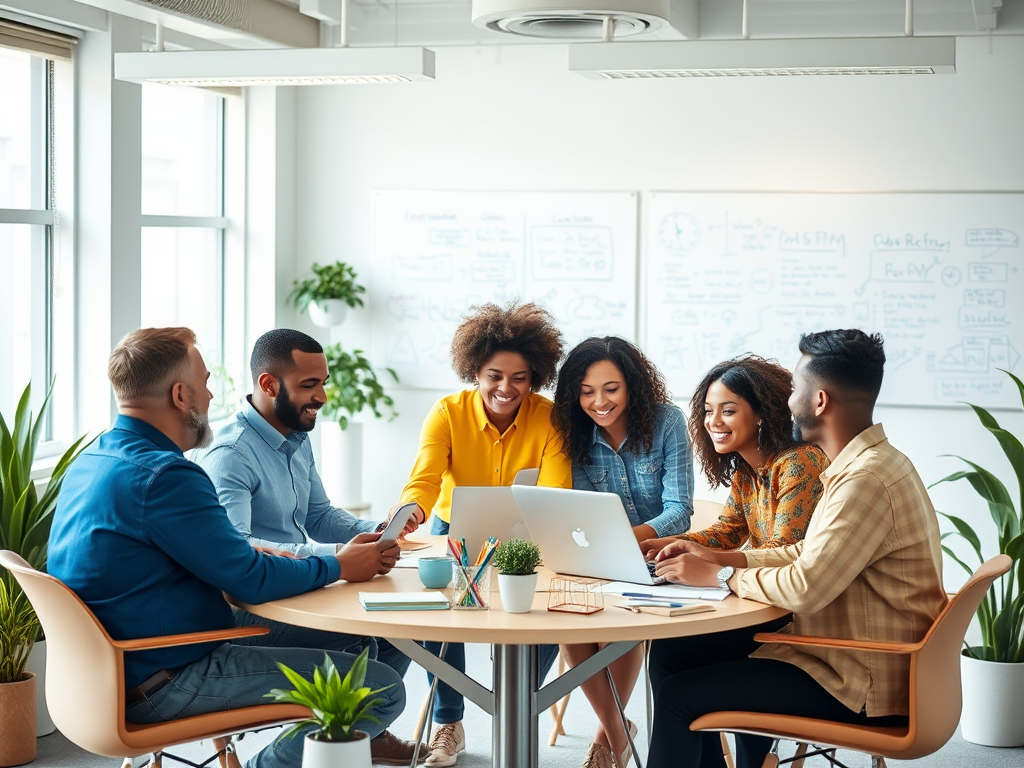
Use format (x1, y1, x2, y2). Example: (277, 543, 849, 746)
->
(645, 193, 1023, 409)
(373, 191, 637, 390)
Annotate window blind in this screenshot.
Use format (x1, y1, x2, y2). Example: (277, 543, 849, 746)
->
(0, 19, 76, 61)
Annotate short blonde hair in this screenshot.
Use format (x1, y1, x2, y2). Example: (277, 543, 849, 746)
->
(108, 327, 196, 404)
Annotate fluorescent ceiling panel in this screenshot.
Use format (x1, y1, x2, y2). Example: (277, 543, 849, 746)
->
(115, 47, 435, 86)
(569, 37, 956, 78)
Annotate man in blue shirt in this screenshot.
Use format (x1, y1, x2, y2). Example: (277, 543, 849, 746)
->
(49, 327, 409, 768)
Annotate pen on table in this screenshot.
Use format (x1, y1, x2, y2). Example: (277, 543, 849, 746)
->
(625, 600, 685, 608)
(620, 592, 685, 601)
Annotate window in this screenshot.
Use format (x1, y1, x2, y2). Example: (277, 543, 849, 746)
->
(0, 43, 73, 448)
(141, 83, 240, 417)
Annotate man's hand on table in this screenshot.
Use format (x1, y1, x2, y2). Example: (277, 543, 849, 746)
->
(651, 538, 747, 587)
(336, 532, 401, 582)
(640, 536, 681, 561)
(252, 545, 298, 559)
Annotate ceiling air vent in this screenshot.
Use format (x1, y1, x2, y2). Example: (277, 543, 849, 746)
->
(472, 0, 669, 40)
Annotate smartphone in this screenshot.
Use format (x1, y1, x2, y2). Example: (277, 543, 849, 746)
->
(377, 502, 419, 547)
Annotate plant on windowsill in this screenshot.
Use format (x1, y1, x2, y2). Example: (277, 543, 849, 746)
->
(930, 368, 1024, 747)
(493, 538, 542, 614)
(1, 381, 93, 737)
(266, 647, 393, 768)
(288, 261, 366, 328)
(0, 576, 41, 765)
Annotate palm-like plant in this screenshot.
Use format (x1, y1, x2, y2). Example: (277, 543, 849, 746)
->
(0, 578, 39, 684)
(266, 648, 392, 742)
(931, 368, 1024, 663)
(0, 382, 92, 595)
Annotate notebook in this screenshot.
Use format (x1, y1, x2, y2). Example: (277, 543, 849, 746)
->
(615, 600, 716, 617)
(358, 592, 450, 611)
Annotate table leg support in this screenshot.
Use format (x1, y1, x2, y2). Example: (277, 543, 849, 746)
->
(492, 645, 538, 768)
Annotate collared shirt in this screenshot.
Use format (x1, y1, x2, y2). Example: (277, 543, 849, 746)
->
(401, 389, 572, 523)
(49, 415, 340, 690)
(197, 398, 377, 558)
(572, 402, 694, 537)
(735, 424, 946, 717)
(682, 445, 827, 550)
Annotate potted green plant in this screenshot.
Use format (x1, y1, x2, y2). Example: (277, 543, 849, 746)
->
(930, 368, 1024, 747)
(288, 261, 366, 328)
(265, 648, 393, 768)
(1, 381, 91, 737)
(493, 538, 542, 614)
(0, 578, 40, 766)
(317, 345, 399, 514)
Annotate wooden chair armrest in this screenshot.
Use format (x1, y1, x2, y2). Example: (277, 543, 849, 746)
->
(753, 631, 923, 654)
(112, 625, 270, 651)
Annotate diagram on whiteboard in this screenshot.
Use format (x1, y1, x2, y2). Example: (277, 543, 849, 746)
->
(645, 193, 1024, 409)
(372, 191, 637, 390)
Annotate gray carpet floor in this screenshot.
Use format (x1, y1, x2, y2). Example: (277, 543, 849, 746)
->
(34, 643, 1023, 768)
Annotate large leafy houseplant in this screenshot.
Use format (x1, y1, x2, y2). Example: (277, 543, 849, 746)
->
(287, 262, 366, 314)
(321, 345, 399, 430)
(266, 648, 392, 743)
(931, 368, 1024, 663)
(0, 382, 92, 598)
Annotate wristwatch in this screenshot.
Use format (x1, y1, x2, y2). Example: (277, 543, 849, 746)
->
(716, 565, 735, 591)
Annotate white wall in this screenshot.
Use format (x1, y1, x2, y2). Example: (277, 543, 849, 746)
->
(292, 37, 1024, 591)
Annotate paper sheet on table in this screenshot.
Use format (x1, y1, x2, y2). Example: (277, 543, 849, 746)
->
(600, 581, 731, 602)
(399, 538, 431, 552)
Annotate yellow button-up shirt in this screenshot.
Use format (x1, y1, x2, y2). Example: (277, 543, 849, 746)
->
(401, 389, 572, 523)
(736, 424, 946, 717)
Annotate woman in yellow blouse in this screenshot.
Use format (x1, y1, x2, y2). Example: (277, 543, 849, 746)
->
(642, 355, 827, 559)
(401, 301, 570, 767)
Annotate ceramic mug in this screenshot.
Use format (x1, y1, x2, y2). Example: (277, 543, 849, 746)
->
(418, 556, 454, 589)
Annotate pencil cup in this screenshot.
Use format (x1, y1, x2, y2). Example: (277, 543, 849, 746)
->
(450, 562, 492, 610)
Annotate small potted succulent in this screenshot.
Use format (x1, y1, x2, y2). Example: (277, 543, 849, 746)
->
(493, 538, 542, 614)
(266, 648, 393, 768)
(288, 261, 366, 328)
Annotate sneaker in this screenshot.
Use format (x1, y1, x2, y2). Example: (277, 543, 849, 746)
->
(613, 720, 638, 768)
(581, 742, 615, 768)
(425, 721, 466, 767)
(370, 729, 427, 765)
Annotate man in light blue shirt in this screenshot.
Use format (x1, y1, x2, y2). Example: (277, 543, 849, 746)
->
(198, 328, 421, 765)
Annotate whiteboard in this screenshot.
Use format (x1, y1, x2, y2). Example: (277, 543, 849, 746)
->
(645, 193, 1024, 409)
(372, 191, 637, 390)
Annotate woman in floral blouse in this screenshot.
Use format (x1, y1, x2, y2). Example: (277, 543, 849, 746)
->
(643, 354, 828, 558)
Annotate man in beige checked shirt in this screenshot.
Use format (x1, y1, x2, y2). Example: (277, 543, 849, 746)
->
(643, 329, 946, 768)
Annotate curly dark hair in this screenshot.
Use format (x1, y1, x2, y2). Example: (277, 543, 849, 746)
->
(689, 355, 798, 488)
(450, 301, 564, 391)
(552, 337, 670, 466)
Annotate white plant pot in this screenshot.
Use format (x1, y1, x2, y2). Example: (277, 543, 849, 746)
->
(307, 299, 349, 328)
(319, 421, 370, 516)
(498, 572, 539, 613)
(960, 654, 1024, 747)
(25, 641, 56, 737)
(302, 730, 371, 768)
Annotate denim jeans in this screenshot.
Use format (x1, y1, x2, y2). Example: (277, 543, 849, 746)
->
(125, 612, 406, 768)
(425, 516, 558, 724)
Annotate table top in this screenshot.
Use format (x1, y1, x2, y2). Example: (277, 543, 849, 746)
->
(234, 536, 788, 644)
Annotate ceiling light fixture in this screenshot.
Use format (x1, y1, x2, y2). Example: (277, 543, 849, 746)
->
(569, 36, 956, 79)
(472, 0, 669, 40)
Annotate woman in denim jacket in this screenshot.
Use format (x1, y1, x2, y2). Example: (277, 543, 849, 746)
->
(551, 336, 695, 768)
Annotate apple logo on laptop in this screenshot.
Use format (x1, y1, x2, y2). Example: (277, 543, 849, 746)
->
(572, 527, 590, 548)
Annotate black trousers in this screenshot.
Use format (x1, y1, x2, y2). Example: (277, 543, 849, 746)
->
(648, 618, 908, 768)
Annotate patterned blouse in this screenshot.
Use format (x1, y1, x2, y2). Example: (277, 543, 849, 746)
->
(681, 444, 828, 550)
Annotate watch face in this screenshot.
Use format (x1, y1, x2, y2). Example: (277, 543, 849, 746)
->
(659, 212, 701, 253)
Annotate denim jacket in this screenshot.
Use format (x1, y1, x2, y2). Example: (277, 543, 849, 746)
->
(572, 402, 694, 537)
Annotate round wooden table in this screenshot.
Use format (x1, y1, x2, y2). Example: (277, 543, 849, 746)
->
(235, 537, 786, 768)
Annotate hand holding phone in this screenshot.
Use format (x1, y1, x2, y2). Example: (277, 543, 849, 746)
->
(377, 502, 419, 547)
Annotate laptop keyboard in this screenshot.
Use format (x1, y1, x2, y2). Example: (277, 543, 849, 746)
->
(646, 560, 668, 585)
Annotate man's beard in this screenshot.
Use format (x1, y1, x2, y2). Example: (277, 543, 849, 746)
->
(274, 382, 318, 433)
(187, 406, 214, 449)
(791, 411, 816, 444)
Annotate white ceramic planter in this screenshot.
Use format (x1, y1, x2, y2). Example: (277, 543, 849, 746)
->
(25, 641, 55, 737)
(960, 654, 1024, 747)
(319, 421, 371, 516)
(301, 730, 371, 768)
(308, 299, 349, 328)
(498, 572, 539, 613)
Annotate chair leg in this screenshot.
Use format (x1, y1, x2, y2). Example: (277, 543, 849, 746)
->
(548, 652, 571, 746)
(721, 733, 735, 768)
(150, 753, 162, 768)
(214, 737, 242, 768)
(412, 641, 448, 768)
(871, 758, 888, 768)
(120, 759, 132, 768)
(790, 742, 808, 768)
(759, 739, 780, 768)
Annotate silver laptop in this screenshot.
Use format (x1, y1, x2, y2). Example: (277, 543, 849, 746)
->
(449, 486, 533, 557)
(511, 485, 665, 585)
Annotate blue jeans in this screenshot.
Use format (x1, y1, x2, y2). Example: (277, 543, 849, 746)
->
(425, 516, 558, 724)
(125, 612, 406, 768)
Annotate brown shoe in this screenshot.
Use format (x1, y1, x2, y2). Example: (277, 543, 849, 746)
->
(581, 742, 615, 768)
(370, 730, 427, 765)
